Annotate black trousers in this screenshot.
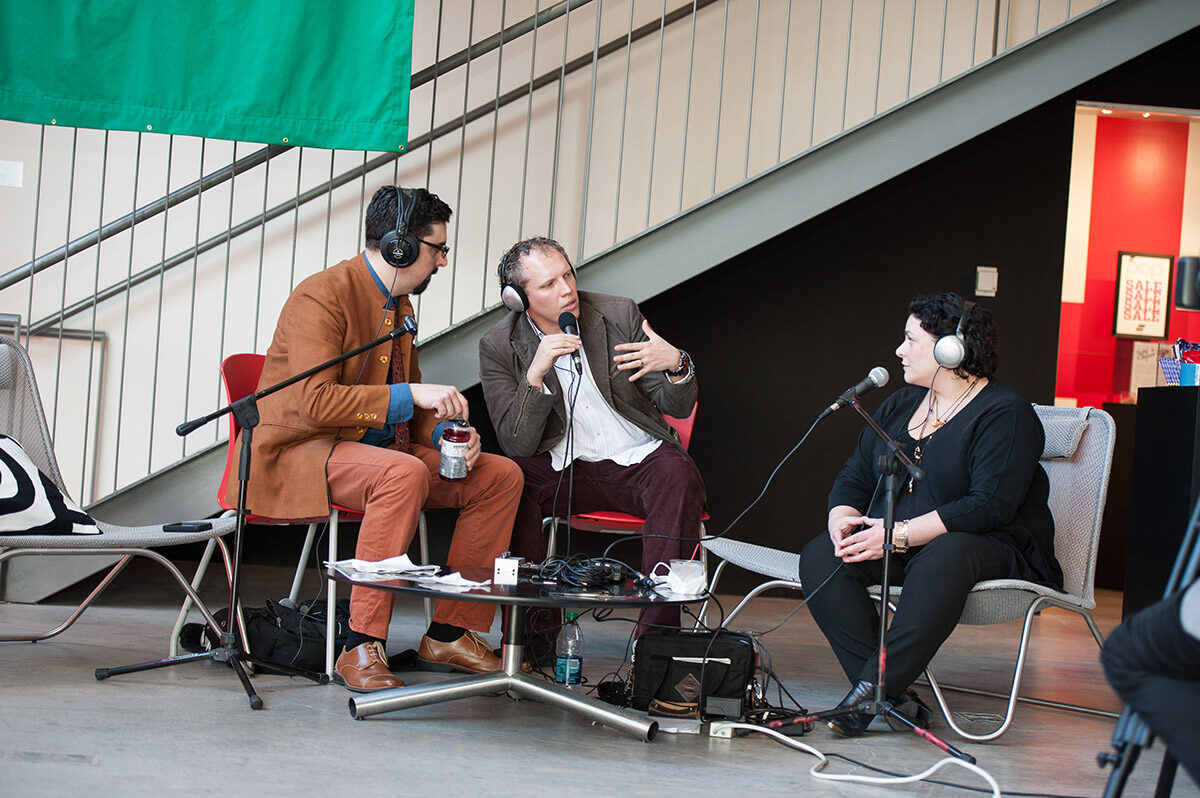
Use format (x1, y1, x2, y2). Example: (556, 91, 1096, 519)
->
(798, 530, 1019, 694)
(1101, 585, 1200, 785)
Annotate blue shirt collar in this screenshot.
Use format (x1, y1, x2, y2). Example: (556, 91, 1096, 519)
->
(364, 251, 399, 310)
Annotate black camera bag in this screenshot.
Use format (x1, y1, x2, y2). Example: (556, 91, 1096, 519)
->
(630, 629, 757, 719)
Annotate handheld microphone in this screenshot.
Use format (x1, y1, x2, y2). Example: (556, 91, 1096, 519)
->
(558, 311, 583, 374)
(819, 366, 889, 418)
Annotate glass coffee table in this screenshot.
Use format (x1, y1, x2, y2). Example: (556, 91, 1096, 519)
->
(327, 564, 705, 741)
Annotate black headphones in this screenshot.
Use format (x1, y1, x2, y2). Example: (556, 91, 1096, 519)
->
(379, 187, 424, 269)
(934, 299, 976, 369)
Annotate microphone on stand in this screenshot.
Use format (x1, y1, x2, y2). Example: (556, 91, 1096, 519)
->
(558, 311, 583, 374)
(396, 314, 418, 340)
(819, 366, 889, 419)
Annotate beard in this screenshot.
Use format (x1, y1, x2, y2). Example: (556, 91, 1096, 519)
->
(411, 275, 434, 295)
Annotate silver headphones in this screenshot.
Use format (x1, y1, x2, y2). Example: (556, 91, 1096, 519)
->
(933, 300, 975, 369)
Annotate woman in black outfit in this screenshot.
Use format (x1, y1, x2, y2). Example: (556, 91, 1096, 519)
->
(797, 293, 1062, 736)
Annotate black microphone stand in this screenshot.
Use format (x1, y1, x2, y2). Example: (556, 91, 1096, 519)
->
(95, 319, 417, 709)
(1098, 493, 1200, 797)
(788, 395, 976, 763)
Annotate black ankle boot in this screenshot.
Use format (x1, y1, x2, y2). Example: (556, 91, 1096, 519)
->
(827, 680, 875, 737)
(886, 688, 933, 731)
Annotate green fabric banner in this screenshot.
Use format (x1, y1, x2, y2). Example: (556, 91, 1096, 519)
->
(0, 1, 413, 152)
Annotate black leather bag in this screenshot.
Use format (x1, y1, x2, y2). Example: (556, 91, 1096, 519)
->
(178, 597, 350, 675)
(630, 629, 757, 720)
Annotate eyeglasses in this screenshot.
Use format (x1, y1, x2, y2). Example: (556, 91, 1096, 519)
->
(419, 239, 450, 257)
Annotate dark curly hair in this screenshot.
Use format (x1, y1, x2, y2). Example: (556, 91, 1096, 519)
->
(908, 292, 998, 379)
(497, 236, 573, 290)
(364, 186, 452, 249)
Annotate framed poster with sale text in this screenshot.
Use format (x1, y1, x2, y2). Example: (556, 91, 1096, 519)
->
(1114, 252, 1173, 339)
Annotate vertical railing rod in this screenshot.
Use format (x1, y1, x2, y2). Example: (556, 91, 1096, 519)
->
(677, 0, 699, 214)
(481, 0, 509, 308)
(643, 0, 667, 231)
(906, 0, 918, 100)
(23, 126, 46, 352)
(872, 0, 885, 117)
(449, 0, 478, 324)
(215, 141, 239, 420)
(1004, 0, 1012, 53)
(50, 128, 79, 440)
(420, 2, 446, 321)
(416, 0, 446, 313)
(742, 0, 762, 180)
(146, 135, 175, 469)
(711, 0, 730, 195)
(518, 0, 540, 237)
(612, 0, 636, 244)
(252, 148, 271, 352)
(84, 132, 110, 496)
(288, 148, 303, 291)
(576, 0, 604, 262)
(182, 138, 205, 455)
(111, 132, 142, 493)
(772, 0, 792, 163)
(937, 0, 949, 83)
(971, 0, 981, 67)
(840, 0, 854, 134)
(808, 1, 824, 149)
(547, 0, 572, 238)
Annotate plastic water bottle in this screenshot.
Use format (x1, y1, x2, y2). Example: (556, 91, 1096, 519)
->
(555, 611, 584, 689)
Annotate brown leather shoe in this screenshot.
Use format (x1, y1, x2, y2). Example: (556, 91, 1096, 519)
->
(417, 630, 501, 673)
(334, 641, 404, 692)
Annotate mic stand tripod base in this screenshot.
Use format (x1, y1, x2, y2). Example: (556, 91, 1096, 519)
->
(95, 626, 331, 711)
(780, 699, 976, 764)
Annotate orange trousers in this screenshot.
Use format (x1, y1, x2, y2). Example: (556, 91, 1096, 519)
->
(326, 441, 522, 641)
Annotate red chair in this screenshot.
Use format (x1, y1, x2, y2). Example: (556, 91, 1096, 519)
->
(212, 353, 428, 676)
(544, 404, 709, 616)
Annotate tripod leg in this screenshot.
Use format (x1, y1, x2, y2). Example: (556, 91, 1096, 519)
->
(96, 650, 219, 679)
(226, 650, 264, 710)
(882, 704, 976, 764)
(1153, 751, 1178, 798)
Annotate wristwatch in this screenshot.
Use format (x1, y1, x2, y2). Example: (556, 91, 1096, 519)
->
(666, 349, 692, 377)
(894, 520, 910, 553)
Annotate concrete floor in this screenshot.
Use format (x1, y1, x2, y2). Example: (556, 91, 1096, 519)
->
(0, 560, 1196, 798)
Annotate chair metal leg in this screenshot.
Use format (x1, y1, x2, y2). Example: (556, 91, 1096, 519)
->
(169, 537, 220, 655)
(326, 510, 339, 678)
(418, 513, 432, 627)
(0, 550, 134, 643)
(543, 516, 559, 559)
(694, 558, 727, 629)
(923, 598, 1110, 742)
(289, 521, 320, 603)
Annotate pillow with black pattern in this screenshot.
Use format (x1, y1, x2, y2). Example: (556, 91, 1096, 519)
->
(0, 434, 99, 535)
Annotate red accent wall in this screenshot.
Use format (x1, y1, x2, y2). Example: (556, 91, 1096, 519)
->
(1056, 117, 1192, 407)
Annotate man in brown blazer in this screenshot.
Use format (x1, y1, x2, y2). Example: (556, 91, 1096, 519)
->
(231, 186, 522, 692)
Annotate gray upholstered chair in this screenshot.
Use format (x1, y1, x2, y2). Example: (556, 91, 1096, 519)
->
(0, 334, 237, 652)
(700, 403, 1115, 741)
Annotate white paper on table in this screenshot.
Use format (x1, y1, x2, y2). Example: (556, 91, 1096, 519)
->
(326, 557, 490, 590)
(326, 554, 440, 576)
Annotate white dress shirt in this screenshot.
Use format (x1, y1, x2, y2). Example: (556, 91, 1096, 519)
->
(530, 318, 662, 471)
